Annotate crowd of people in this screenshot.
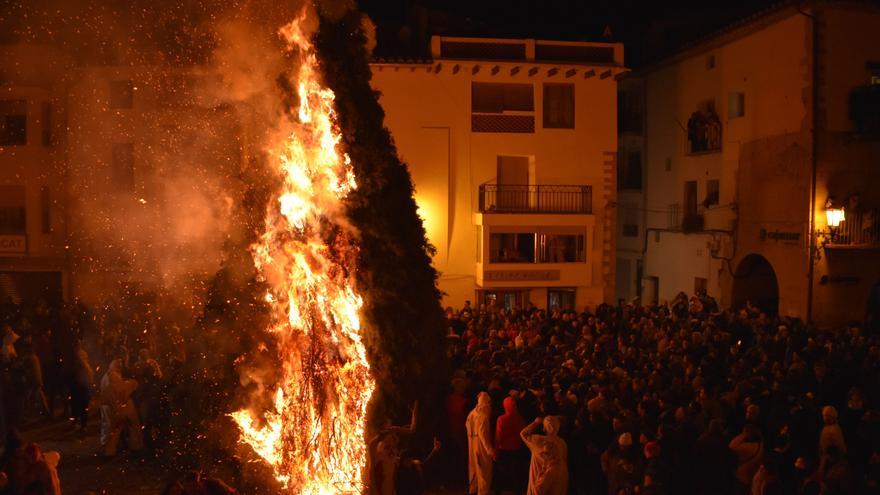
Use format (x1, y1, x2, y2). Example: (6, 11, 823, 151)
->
(445, 292, 880, 495)
(0, 295, 191, 494)
(3, 289, 880, 495)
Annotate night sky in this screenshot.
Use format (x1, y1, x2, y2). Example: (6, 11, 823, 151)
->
(359, 0, 786, 66)
(0, 0, 821, 67)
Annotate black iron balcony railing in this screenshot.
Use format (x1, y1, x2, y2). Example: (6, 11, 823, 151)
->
(830, 208, 880, 247)
(479, 184, 592, 214)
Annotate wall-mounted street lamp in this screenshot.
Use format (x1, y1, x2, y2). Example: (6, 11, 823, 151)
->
(815, 198, 845, 262)
(825, 205, 845, 229)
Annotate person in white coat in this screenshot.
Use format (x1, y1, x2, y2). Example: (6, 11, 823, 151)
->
(99, 358, 142, 456)
(466, 391, 495, 495)
(521, 416, 568, 495)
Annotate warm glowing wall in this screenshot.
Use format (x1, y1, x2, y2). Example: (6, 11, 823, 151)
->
(371, 39, 622, 310)
(643, 3, 880, 326)
(644, 11, 811, 314)
(0, 45, 72, 303)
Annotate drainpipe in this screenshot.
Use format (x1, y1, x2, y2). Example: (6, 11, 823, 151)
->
(799, 5, 818, 324)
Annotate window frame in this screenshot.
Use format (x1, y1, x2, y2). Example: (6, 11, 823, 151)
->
(471, 82, 534, 114)
(728, 91, 745, 119)
(0, 99, 28, 146)
(542, 83, 575, 129)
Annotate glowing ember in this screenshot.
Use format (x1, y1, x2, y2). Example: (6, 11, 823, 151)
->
(231, 11, 374, 494)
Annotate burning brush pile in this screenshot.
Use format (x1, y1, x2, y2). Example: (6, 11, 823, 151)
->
(221, 5, 448, 494)
(2, 0, 447, 492)
(229, 12, 374, 494)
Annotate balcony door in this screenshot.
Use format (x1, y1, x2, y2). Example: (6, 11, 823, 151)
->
(684, 181, 698, 217)
(497, 156, 530, 210)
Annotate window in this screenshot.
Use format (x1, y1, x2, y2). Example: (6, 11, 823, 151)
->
(548, 289, 576, 311)
(41, 102, 52, 147)
(40, 186, 51, 233)
(112, 143, 135, 190)
(539, 233, 585, 262)
(668, 203, 681, 229)
(0, 100, 27, 146)
(618, 150, 642, 190)
(684, 181, 698, 217)
(472, 83, 534, 113)
(481, 290, 527, 311)
(489, 233, 536, 263)
(0, 185, 26, 234)
(110, 80, 134, 109)
(728, 92, 745, 118)
(683, 181, 704, 232)
(472, 83, 535, 133)
(490, 230, 585, 263)
(704, 179, 720, 207)
(543, 83, 574, 129)
(687, 100, 722, 153)
(618, 90, 643, 133)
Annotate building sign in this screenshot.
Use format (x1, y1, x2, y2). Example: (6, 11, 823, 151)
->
(484, 269, 561, 282)
(0, 235, 26, 254)
(759, 228, 800, 243)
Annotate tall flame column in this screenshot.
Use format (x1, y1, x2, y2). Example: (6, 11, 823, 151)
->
(230, 13, 374, 495)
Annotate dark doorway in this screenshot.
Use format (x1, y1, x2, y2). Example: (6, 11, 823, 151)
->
(732, 254, 779, 316)
(497, 156, 529, 209)
(684, 180, 698, 217)
(548, 289, 575, 311)
(479, 289, 528, 311)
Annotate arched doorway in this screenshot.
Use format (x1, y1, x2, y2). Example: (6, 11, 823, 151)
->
(732, 254, 779, 316)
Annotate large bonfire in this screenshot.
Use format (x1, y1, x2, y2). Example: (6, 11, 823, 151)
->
(229, 10, 375, 494)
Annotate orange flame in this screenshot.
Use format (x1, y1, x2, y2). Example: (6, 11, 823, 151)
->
(231, 11, 374, 494)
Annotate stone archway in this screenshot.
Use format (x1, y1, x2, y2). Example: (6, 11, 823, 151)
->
(732, 254, 779, 316)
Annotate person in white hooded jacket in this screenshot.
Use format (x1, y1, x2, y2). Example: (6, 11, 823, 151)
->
(99, 358, 142, 456)
(466, 391, 495, 495)
(521, 416, 568, 495)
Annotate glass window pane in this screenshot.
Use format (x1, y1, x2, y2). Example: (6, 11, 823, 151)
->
(543, 84, 574, 128)
(489, 233, 536, 263)
(539, 234, 585, 262)
(0, 100, 27, 146)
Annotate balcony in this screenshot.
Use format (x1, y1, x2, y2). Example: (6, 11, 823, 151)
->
(828, 209, 880, 248)
(479, 184, 592, 214)
(666, 204, 706, 233)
